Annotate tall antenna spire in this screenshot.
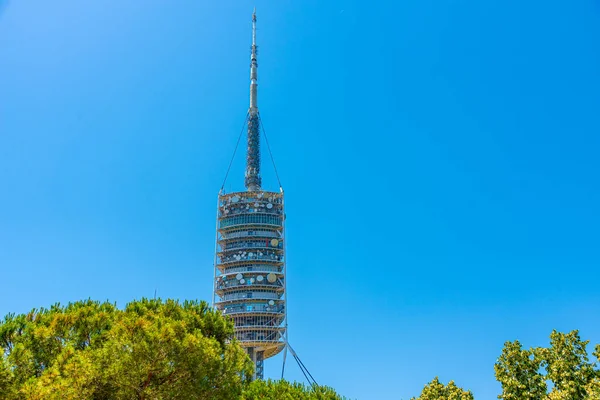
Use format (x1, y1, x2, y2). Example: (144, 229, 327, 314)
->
(214, 10, 287, 381)
(250, 8, 258, 110)
(245, 8, 261, 191)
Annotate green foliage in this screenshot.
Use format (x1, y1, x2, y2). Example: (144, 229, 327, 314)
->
(494, 340, 546, 399)
(5, 298, 599, 400)
(585, 378, 600, 400)
(495, 330, 600, 400)
(540, 330, 596, 399)
(411, 377, 474, 400)
(242, 379, 343, 400)
(0, 356, 15, 398)
(416, 330, 600, 400)
(0, 298, 253, 399)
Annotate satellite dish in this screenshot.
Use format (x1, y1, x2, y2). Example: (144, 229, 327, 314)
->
(250, 278, 255, 283)
(267, 203, 273, 209)
(232, 196, 240, 203)
(248, 252, 254, 257)
(267, 273, 276, 283)
(225, 209, 229, 214)
(236, 273, 243, 280)
(254, 202, 259, 207)
(240, 279, 246, 284)
(268, 300, 275, 306)
(270, 239, 279, 247)
(257, 275, 264, 282)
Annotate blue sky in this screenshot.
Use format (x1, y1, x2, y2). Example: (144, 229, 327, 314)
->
(1, 1, 599, 398)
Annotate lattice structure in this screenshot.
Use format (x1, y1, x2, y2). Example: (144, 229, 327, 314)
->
(245, 114, 261, 191)
(214, 191, 286, 379)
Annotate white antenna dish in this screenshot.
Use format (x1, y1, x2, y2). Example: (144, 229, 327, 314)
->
(232, 196, 240, 203)
(250, 278, 255, 283)
(268, 300, 275, 306)
(267, 203, 273, 209)
(254, 202, 259, 207)
(240, 278, 246, 284)
(257, 275, 264, 282)
(236, 273, 243, 280)
(248, 252, 254, 257)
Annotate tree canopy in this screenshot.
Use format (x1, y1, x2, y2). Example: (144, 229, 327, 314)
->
(0, 299, 253, 399)
(411, 329, 600, 399)
(495, 330, 600, 400)
(2, 299, 599, 399)
(411, 377, 474, 400)
(242, 379, 341, 400)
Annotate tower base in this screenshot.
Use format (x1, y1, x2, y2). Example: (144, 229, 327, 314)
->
(248, 347, 265, 380)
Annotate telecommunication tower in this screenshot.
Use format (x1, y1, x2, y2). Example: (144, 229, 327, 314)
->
(213, 9, 286, 380)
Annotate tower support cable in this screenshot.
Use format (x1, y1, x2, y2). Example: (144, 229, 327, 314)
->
(281, 345, 288, 379)
(220, 112, 249, 191)
(282, 343, 318, 388)
(258, 113, 283, 190)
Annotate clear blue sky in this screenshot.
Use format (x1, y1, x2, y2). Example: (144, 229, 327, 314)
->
(1, 1, 599, 399)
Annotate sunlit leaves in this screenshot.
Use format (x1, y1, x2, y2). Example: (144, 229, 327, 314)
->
(242, 379, 343, 400)
(496, 330, 600, 400)
(0, 298, 253, 399)
(494, 340, 546, 399)
(411, 377, 474, 400)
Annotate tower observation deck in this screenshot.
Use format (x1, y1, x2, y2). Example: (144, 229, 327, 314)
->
(213, 9, 286, 381)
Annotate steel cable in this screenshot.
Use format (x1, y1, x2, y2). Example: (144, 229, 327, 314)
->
(220, 112, 249, 191)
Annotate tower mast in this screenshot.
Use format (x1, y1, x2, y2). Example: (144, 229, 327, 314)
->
(213, 9, 286, 381)
(245, 8, 261, 192)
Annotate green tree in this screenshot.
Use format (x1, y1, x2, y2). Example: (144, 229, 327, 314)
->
(411, 377, 474, 400)
(589, 344, 600, 399)
(496, 330, 600, 400)
(0, 356, 15, 398)
(538, 330, 596, 400)
(585, 377, 600, 400)
(0, 298, 253, 399)
(494, 340, 546, 399)
(242, 379, 343, 400)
